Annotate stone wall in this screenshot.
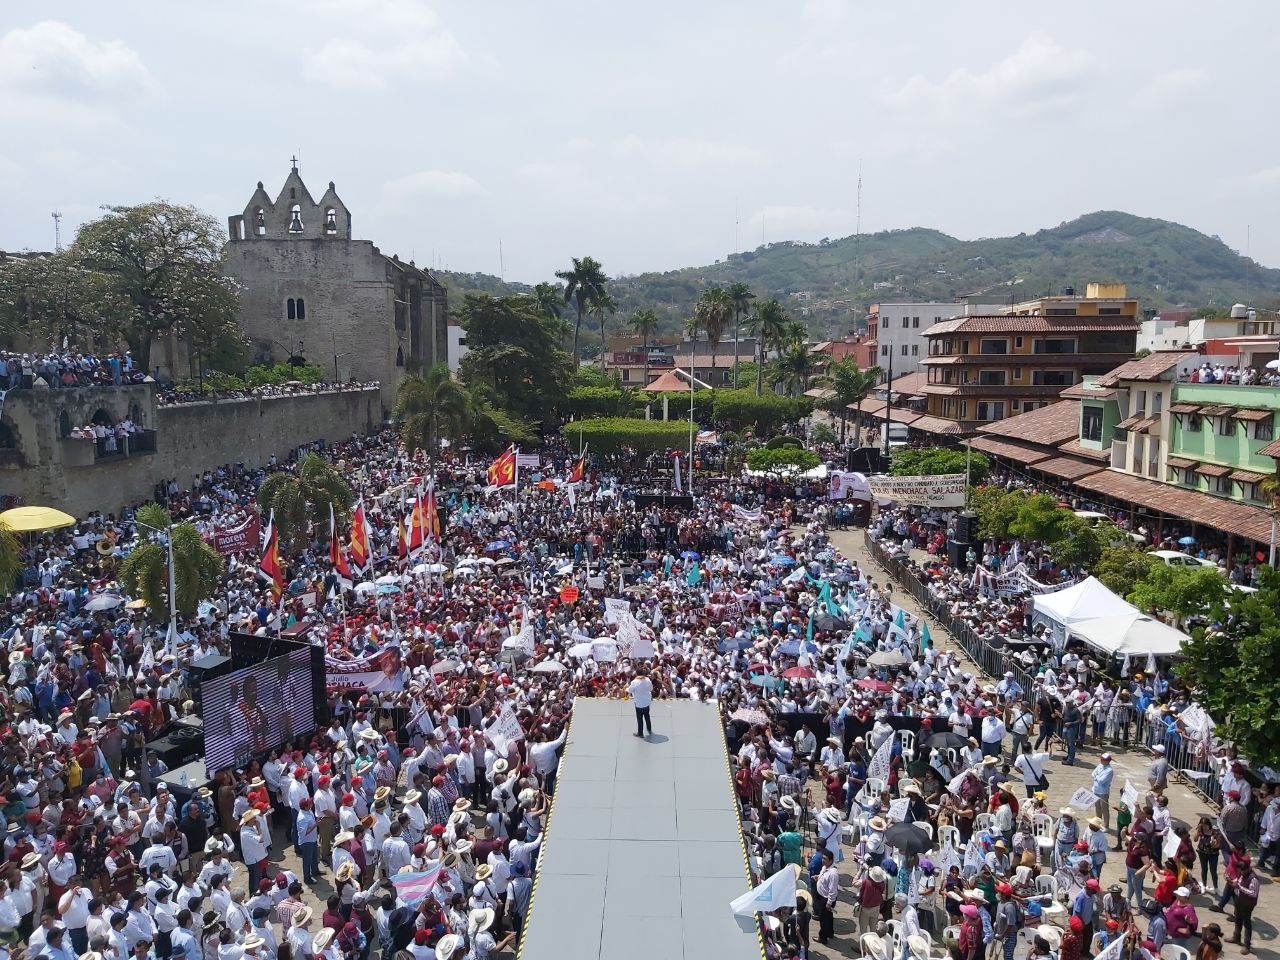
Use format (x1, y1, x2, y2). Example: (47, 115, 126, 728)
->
(0, 385, 380, 517)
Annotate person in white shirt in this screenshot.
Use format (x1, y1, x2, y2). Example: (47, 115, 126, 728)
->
(239, 810, 271, 892)
(138, 836, 178, 876)
(628, 670, 654, 738)
(58, 878, 93, 954)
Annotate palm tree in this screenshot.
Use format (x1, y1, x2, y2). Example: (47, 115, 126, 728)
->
(628, 308, 659, 387)
(725, 281, 755, 387)
(0, 521, 21, 597)
(745, 298, 789, 396)
(771, 343, 818, 397)
(120, 504, 224, 619)
(782, 320, 809, 348)
(393, 363, 471, 463)
(258, 454, 355, 554)
(554, 257, 609, 366)
(589, 290, 619, 365)
(695, 288, 732, 388)
(532, 281, 563, 320)
(815, 358, 883, 444)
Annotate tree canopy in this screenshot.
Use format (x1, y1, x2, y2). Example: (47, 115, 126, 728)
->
(456, 293, 573, 425)
(119, 504, 224, 619)
(257, 455, 355, 554)
(1127, 563, 1229, 620)
(746, 447, 821, 475)
(891, 447, 989, 485)
(564, 417, 695, 456)
(711, 389, 811, 436)
(1178, 565, 1280, 767)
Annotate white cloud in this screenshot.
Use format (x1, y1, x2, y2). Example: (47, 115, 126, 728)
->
(801, 0, 851, 24)
(748, 204, 849, 239)
(297, 1, 465, 90)
(612, 135, 765, 170)
(383, 169, 486, 199)
(1130, 68, 1206, 109)
(887, 33, 1093, 122)
(0, 21, 154, 127)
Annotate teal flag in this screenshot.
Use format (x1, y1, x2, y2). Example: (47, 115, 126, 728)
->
(687, 565, 701, 587)
(894, 608, 906, 629)
(921, 621, 932, 653)
(806, 610, 815, 644)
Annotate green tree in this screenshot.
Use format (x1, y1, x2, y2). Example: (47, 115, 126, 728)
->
(565, 385, 642, 419)
(555, 256, 609, 366)
(725, 281, 755, 388)
(566, 417, 695, 456)
(746, 447, 821, 475)
(589, 289, 618, 365)
(0, 521, 20, 597)
(1008, 492, 1072, 543)
(693, 288, 732, 387)
(1094, 545, 1155, 597)
(770, 342, 818, 397)
(0, 249, 131, 346)
(532, 281, 563, 320)
(467, 383, 538, 452)
(815, 358, 882, 444)
(119, 504, 224, 618)
(1177, 565, 1280, 766)
(71, 201, 241, 372)
(970, 487, 1026, 540)
(891, 447, 990, 485)
(628, 308, 660, 387)
(712, 389, 813, 436)
(1127, 564, 1229, 620)
(456, 294, 573, 424)
(1052, 516, 1108, 569)
(810, 422, 837, 445)
(257, 454, 355, 554)
(393, 362, 472, 461)
(744, 298, 788, 396)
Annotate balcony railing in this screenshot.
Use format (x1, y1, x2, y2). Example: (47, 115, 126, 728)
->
(91, 429, 157, 463)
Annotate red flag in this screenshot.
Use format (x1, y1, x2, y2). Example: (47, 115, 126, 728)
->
(425, 479, 441, 542)
(350, 500, 370, 570)
(567, 447, 588, 485)
(397, 511, 409, 558)
(329, 504, 352, 578)
(407, 491, 426, 553)
(487, 445, 517, 487)
(258, 512, 283, 600)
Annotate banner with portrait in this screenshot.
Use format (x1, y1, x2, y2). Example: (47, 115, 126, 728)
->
(326, 645, 406, 692)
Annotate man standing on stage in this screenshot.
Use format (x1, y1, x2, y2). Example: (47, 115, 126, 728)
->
(629, 669, 653, 739)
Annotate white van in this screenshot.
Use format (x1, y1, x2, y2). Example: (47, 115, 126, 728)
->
(886, 422, 910, 450)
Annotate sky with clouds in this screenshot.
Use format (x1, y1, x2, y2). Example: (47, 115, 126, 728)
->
(2, 1, 1278, 284)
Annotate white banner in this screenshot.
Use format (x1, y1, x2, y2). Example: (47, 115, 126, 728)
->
(484, 705, 524, 748)
(867, 473, 967, 507)
(729, 866, 797, 916)
(1068, 787, 1101, 810)
(604, 598, 631, 625)
(829, 470, 872, 501)
(973, 564, 1076, 598)
(732, 505, 764, 522)
(867, 735, 893, 783)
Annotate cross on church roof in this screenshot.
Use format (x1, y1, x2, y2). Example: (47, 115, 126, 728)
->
(290, 154, 299, 171)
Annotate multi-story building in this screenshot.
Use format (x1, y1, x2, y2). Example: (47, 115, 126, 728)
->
(866, 301, 1004, 374)
(916, 284, 1139, 436)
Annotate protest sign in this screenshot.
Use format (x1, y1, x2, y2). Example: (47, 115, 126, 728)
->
(326, 646, 405, 692)
(212, 513, 260, 556)
(867, 474, 966, 508)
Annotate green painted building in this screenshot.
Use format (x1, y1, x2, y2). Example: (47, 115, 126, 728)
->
(1168, 383, 1278, 505)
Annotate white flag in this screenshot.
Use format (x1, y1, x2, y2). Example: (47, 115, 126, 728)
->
(1120, 653, 1131, 678)
(673, 455, 683, 493)
(1121, 779, 1140, 818)
(1068, 786, 1101, 810)
(1093, 929, 1127, 960)
(729, 866, 797, 916)
(867, 734, 893, 782)
(1146, 652, 1158, 675)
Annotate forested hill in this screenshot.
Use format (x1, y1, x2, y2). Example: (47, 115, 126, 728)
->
(439, 211, 1280, 341)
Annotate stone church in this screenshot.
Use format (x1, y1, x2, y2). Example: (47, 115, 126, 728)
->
(224, 164, 447, 410)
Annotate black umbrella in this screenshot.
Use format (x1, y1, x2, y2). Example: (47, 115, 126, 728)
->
(883, 822, 933, 855)
(926, 731, 968, 751)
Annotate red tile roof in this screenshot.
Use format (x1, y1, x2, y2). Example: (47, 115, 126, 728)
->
(924, 316, 1139, 335)
(1056, 438, 1111, 463)
(1257, 438, 1280, 459)
(1074, 469, 1274, 544)
(1095, 351, 1188, 386)
(967, 436, 1051, 465)
(910, 415, 968, 436)
(1032, 457, 1104, 481)
(976, 400, 1080, 446)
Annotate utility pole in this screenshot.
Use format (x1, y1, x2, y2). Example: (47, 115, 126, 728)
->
(52, 211, 63, 252)
(882, 349, 894, 465)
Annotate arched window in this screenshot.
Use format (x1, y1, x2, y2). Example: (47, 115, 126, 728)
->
(91, 408, 113, 427)
(288, 204, 303, 233)
(325, 208, 338, 235)
(255, 208, 266, 236)
(396, 345, 405, 367)
(287, 299, 297, 320)
(0, 420, 17, 450)
(296, 298, 306, 320)
(58, 410, 71, 438)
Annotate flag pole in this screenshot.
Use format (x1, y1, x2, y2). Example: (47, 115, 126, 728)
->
(513, 445, 520, 519)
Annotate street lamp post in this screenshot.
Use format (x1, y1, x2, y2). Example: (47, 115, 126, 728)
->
(136, 519, 178, 658)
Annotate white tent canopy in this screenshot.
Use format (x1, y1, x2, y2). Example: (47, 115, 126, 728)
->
(1031, 576, 1140, 646)
(1066, 613, 1188, 659)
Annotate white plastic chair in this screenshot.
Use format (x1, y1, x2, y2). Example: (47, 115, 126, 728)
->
(865, 777, 886, 798)
(1160, 947, 1193, 960)
(898, 777, 917, 798)
(861, 933, 890, 960)
(886, 918, 903, 956)
(899, 729, 917, 761)
(912, 820, 934, 839)
(1032, 813, 1056, 862)
(1035, 874, 1057, 897)
(974, 812, 995, 833)
(937, 825, 961, 850)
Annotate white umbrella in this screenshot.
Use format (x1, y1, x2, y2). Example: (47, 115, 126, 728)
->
(531, 659, 567, 673)
(85, 594, 124, 612)
(472, 557, 496, 566)
(567, 641, 595, 659)
(354, 582, 377, 597)
(426, 563, 446, 574)
(412, 563, 430, 575)
(1266, 358, 1280, 371)
(375, 574, 402, 585)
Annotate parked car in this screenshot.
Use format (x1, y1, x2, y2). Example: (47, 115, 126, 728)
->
(1150, 549, 1223, 572)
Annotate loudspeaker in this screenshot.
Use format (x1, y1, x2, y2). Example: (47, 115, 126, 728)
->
(954, 510, 979, 544)
(188, 654, 233, 713)
(148, 728, 205, 768)
(947, 540, 970, 567)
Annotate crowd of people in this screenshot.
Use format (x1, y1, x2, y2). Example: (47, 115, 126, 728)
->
(1179, 363, 1280, 388)
(155, 382, 379, 408)
(0, 425, 1270, 960)
(2, 350, 147, 390)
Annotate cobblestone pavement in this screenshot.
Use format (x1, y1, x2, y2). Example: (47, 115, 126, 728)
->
(806, 526, 1279, 960)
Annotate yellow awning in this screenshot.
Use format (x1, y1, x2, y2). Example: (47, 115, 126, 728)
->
(0, 506, 77, 532)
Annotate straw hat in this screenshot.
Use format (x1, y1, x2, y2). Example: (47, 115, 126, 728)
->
(291, 907, 313, 927)
(904, 783, 921, 796)
(493, 759, 509, 774)
(333, 831, 356, 846)
(454, 798, 472, 813)
(1087, 816, 1104, 830)
(374, 786, 392, 804)
(780, 795, 799, 813)
(242, 935, 265, 951)
(436, 934, 462, 960)
(819, 807, 844, 822)
(795, 888, 813, 910)
(336, 861, 356, 882)
(402, 790, 422, 805)
(1036, 925, 1062, 949)
(1059, 807, 1074, 817)
(21, 852, 40, 870)
(475, 864, 493, 881)
(907, 935, 932, 959)
(8, 651, 23, 665)
(312, 929, 334, 952)
(761, 769, 776, 781)
(469, 907, 496, 933)
(869, 816, 888, 832)
(359, 728, 380, 742)
(240, 808, 261, 825)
